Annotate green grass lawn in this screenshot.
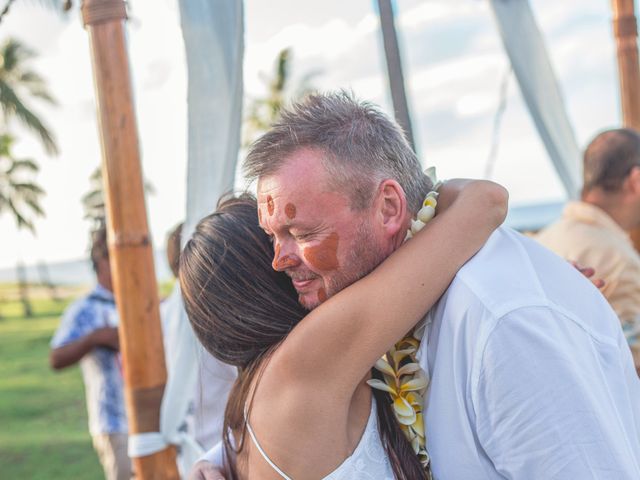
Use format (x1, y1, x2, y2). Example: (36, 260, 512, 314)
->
(0, 291, 104, 479)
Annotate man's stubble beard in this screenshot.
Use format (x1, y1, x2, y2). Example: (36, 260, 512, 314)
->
(302, 218, 389, 310)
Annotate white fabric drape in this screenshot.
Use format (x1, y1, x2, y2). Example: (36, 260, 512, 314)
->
(128, 0, 243, 476)
(489, 0, 581, 199)
(181, 0, 245, 240)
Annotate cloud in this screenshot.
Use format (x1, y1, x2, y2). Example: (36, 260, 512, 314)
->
(0, 0, 628, 268)
(398, 0, 488, 31)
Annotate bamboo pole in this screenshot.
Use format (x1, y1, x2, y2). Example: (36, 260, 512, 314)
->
(611, 0, 640, 250)
(81, 1, 178, 478)
(377, 0, 416, 152)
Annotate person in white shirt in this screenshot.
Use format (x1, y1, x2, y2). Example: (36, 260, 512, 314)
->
(161, 223, 236, 454)
(190, 92, 640, 480)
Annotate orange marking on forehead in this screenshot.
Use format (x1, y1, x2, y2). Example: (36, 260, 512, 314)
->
(284, 203, 297, 219)
(317, 288, 327, 303)
(267, 195, 275, 216)
(303, 232, 340, 271)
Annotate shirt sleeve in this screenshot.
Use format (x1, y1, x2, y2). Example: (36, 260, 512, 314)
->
(199, 440, 224, 467)
(473, 306, 640, 480)
(50, 301, 100, 348)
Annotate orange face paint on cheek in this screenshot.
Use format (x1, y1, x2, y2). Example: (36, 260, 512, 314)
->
(285, 203, 296, 219)
(267, 195, 275, 216)
(303, 232, 340, 271)
(317, 288, 327, 303)
(258, 207, 263, 225)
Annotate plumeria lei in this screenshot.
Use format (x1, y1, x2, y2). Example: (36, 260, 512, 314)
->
(367, 167, 441, 478)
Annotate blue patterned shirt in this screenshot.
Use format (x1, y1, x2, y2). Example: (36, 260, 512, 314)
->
(51, 285, 128, 435)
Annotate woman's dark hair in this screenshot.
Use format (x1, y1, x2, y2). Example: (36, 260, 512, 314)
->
(180, 193, 427, 479)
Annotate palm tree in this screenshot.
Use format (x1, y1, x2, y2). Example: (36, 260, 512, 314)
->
(81, 166, 105, 227)
(243, 48, 320, 147)
(82, 166, 155, 228)
(0, 38, 58, 154)
(0, 133, 45, 232)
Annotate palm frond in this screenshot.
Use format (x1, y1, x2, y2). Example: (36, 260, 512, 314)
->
(7, 158, 38, 174)
(18, 72, 57, 105)
(13, 182, 45, 195)
(7, 198, 35, 232)
(0, 39, 35, 73)
(0, 81, 58, 154)
(24, 197, 45, 216)
(89, 166, 102, 181)
(82, 189, 103, 206)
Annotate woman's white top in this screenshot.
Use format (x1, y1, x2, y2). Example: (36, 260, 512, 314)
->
(245, 396, 395, 479)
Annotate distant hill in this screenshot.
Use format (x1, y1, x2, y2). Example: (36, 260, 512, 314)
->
(0, 250, 173, 285)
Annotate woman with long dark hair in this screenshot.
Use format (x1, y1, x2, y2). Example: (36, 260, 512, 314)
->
(180, 180, 507, 479)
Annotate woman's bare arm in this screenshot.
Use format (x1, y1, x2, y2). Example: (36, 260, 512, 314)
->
(274, 179, 508, 398)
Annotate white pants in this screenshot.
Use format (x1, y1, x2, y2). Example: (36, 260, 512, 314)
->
(92, 433, 132, 480)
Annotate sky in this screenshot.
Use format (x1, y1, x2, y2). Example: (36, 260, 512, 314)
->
(0, 0, 623, 269)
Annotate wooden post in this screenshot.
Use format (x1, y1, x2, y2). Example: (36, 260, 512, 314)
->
(377, 0, 416, 152)
(612, 0, 640, 250)
(612, 0, 640, 127)
(81, 1, 179, 478)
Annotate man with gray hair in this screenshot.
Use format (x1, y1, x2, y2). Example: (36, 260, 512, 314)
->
(537, 128, 640, 373)
(191, 93, 640, 479)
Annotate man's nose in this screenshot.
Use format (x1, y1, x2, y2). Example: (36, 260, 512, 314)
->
(272, 242, 301, 271)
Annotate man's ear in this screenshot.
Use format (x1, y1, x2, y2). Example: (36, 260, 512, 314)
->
(627, 166, 640, 195)
(375, 179, 407, 237)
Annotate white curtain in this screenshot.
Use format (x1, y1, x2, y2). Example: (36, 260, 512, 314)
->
(127, 1, 243, 476)
(181, 0, 245, 239)
(489, 0, 581, 199)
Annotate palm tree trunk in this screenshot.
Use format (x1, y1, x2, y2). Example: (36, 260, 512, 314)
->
(17, 261, 32, 317)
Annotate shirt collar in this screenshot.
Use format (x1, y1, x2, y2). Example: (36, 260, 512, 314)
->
(563, 201, 633, 246)
(92, 284, 115, 302)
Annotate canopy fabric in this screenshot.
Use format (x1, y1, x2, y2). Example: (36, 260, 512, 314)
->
(127, 1, 244, 476)
(489, 0, 582, 199)
(181, 0, 245, 239)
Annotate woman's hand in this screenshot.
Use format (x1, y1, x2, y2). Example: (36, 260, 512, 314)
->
(188, 461, 226, 480)
(571, 262, 605, 290)
(437, 179, 509, 227)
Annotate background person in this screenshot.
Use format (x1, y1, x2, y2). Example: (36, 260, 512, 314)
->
(49, 226, 130, 480)
(160, 222, 235, 455)
(537, 128, 640, 371)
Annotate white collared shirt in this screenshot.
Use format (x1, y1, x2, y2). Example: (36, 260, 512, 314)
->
(419, 227, 640, 479)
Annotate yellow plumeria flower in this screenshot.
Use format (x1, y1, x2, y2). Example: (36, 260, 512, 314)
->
(367, 169, 440, 479)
